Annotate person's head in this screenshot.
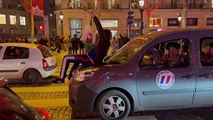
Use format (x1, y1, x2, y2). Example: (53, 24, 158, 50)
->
(74, 34, 77, 38)
(166, 42, 180, 54)
(15, 48, 20, 56)
(104, 29, 112, 41)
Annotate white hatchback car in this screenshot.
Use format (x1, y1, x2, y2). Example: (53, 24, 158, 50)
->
(0, 43, 57, 83)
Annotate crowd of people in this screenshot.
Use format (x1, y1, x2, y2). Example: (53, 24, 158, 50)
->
(0, 35, 29, 43)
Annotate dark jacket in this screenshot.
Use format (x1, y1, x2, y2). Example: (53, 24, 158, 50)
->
(93, 16, 111, 64)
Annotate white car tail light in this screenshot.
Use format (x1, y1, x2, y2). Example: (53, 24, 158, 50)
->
(42, 59, 49, 68)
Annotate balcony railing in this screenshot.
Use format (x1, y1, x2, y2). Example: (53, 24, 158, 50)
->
(102, 4, 120, 9)
(67, 2, 82, 9)
(131, 3, 213, 10)
(159, 3, 212, 9)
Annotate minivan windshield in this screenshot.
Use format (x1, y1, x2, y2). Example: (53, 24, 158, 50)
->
(107, 37, 150, 64)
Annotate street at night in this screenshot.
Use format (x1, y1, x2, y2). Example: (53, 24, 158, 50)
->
(2, 0, 213, 120)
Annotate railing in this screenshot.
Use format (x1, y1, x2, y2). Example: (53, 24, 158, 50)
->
(67, 2, 82, 9)
(102, 4, 120, 9)
(131, 3, 213, 9)
(159, 3, 212, 9)
(0, 4, 25, 10)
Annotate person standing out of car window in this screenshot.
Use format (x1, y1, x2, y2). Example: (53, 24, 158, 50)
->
(53, 10, 111, 83)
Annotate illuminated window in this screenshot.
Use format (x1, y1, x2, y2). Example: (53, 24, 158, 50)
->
(100, 20, 118, 28)
(149, 18, 162, 27)
(20, 16, 26, 25)
(10, 15, 16, 25)
(0, 0, 2, 8)
(55, 0, 61, 4)
(0, 14, 6, 24)
(70, 19, 82, 37)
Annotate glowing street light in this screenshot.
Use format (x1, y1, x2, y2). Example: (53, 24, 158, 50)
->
(177, 13, 182, 28)
(59, 11, 64, 36)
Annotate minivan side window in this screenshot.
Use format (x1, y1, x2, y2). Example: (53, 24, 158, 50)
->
(139, 38, 189, 69)
(200, 38, 213, 66)
(3, 46, 29, 59)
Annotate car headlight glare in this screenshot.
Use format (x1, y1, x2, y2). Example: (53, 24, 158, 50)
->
(73, 70, 94, 82)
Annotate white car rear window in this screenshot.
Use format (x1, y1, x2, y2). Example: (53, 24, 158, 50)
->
(37, 46, 53, 58)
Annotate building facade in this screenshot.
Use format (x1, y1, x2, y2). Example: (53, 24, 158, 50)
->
(0, 0, 30, 39)
(54, 0, 213, 38)
(0, 0, 56, 43)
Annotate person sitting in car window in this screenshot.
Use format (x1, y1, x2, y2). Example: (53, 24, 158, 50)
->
(201, 42, 213, 65)
(164, 42, 183, 67)
(14, 48, 21, 58)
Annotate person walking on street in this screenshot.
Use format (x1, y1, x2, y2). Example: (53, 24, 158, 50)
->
(79, 38, 85, 54)
(68, 35, 73, 54)
(53, 36, 62, 53)
(53, 10, 111, 83)
(71, 34, 79, 54)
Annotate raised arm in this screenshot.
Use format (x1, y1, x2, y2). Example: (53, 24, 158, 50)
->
(89, 11, 104, 41)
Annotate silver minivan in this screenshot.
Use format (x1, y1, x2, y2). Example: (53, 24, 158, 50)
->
(69, 29, 213, 120)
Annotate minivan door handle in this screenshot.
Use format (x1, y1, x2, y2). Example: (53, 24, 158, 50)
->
(198, 74, 211, 78)
(20, 62, 25, 64)
(181, 75, 194, 79)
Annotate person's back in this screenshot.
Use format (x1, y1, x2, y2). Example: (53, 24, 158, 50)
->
(94, 29, 111, 64)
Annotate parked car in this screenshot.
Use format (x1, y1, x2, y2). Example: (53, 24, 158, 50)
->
(69, 28, 213, 120)
(0, 43, 57, 83)
(0, 77, 50, 120)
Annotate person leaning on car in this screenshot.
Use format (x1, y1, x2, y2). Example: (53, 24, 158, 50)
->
(53, 11, 111, 83)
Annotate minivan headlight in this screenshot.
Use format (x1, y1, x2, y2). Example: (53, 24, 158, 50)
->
(72, 70, 94, 82)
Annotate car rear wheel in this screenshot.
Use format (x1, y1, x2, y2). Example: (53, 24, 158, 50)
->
(96, 90, 131, 120)
(23, 69, 42, 83)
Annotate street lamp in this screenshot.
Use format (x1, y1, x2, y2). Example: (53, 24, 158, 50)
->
(59, 11, 64, 36)
(139, 0, 145, 35)
(177, 13, 182, 28)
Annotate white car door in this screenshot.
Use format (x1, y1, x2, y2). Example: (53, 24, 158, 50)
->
(0, 46, 29, 79)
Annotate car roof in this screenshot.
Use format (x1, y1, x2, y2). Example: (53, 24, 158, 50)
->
(136, 28, 213, 40)
(0, 43, 41, 48)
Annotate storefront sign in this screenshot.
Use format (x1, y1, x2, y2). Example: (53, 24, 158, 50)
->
(207, 18, 213, 25)
(187, 18, 198, 26)
(167, 18, 179, 26)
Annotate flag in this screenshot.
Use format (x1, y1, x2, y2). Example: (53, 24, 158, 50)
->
(20, 0, 44, 16)
(80, 18, 94, 53)
(32, 0, 44, 16)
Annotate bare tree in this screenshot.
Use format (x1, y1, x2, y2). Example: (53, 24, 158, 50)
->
(181, 0, 188, 28)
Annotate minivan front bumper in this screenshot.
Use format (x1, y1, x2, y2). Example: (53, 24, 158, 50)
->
(69, 80, 97, 112)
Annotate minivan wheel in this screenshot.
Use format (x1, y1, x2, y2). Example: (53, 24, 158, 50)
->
(96, 90, 131, 120)
(23, 69, 42, 83)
